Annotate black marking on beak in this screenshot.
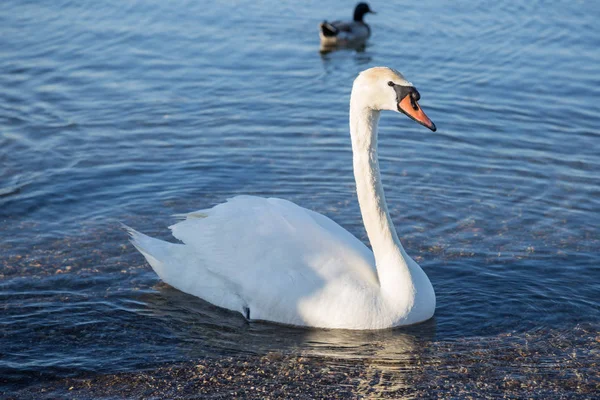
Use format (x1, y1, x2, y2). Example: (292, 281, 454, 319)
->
(390, 84, 421, 106)
(393, 83, 437, 131)
(410, 95, 419, 111)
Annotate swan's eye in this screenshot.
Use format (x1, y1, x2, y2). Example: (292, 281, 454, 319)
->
(387, 81, 395, 87)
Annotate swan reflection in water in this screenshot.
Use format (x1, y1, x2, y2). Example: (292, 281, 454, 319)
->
(140, 283, 436, 397)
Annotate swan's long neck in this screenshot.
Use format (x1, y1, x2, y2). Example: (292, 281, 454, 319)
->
(349, 100, 415, 302)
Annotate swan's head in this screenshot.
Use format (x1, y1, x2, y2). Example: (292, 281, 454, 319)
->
(352, 67, 436, 132)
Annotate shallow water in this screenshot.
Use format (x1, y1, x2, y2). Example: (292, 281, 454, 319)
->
(1, 0, 599, 395)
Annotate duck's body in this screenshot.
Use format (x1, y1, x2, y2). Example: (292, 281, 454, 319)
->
(129, 67, 437, 330)
(319, 20, 371, 47)
(319, 3, 374, 50)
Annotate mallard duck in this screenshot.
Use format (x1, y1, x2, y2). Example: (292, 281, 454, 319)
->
(319, 2, 375, 49)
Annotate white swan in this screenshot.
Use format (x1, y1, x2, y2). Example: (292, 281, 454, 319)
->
(128, 67, 437, 330)
(319, 2, 375, 50)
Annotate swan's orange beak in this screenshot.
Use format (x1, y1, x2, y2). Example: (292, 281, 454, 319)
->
(398, 96, 436, 132)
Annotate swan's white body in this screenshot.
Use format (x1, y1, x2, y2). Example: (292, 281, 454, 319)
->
(129, 67, 436, 330)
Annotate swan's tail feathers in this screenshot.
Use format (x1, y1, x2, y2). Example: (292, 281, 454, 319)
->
(123, 224, 182, 280)
(321, 21, 338, 37)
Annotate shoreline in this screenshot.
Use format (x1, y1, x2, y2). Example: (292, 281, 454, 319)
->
(6, 341, 598, 399)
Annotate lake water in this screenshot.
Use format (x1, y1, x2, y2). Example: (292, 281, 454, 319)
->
(1, 0, 599, 397)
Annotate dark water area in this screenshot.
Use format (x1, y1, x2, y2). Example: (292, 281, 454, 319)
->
(1, 0, 599, 397)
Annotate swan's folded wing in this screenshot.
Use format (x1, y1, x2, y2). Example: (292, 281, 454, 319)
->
(168, 196, 378, 313)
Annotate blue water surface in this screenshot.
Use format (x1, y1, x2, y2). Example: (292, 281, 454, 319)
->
(1, 0, 598, 394)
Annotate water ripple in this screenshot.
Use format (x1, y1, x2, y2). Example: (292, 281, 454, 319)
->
(0, 0, 598, 393)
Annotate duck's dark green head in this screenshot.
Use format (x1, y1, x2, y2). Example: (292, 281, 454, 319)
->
(354, 2, 375, 22)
